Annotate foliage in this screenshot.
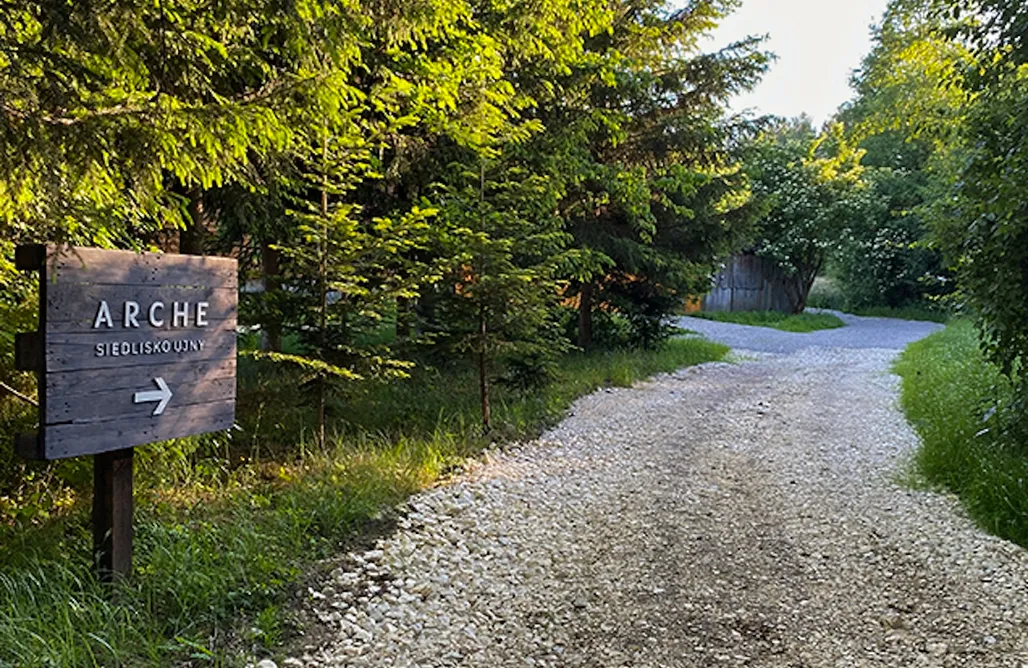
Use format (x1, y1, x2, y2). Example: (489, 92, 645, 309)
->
(543, 0, 770, 346)
(895, 320, 1028, 547)
(0, 0, 759, 658)
(940, 66, 1028, 397)
(833, 167, 951, 311)
(852, 305, 950, 323)
(840, 0, 1028, 383)
(747, 120, 871, 313)
(0, 0, 372, 245)
(914, 0, 1028, 415)
(829, 0, 970, 313)
(833, 0, 1028, 448)
(428, 156, 573, 423)
(691, 310, 846, 333)
(0, 0, 761, 447)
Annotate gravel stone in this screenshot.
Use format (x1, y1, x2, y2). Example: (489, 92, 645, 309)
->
(289, 313, 1028, 667)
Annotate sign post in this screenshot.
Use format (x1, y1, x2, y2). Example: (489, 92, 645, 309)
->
(14, 245, 238, 580)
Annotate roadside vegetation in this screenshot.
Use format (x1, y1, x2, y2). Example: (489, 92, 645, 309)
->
(690, 310, 845, 333)
(0, 335, 728, 666)
(895, 321, 1028, 546)
(807, 279, 949, 323)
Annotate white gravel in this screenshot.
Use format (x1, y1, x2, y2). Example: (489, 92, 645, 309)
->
(287, 317, 1028, 667)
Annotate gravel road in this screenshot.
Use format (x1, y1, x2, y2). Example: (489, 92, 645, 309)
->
(288, 314, 1028, 667)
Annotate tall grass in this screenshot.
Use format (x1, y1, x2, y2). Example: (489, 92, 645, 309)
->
(895, 320, 1028, 545)
(0, 336, 727, 666)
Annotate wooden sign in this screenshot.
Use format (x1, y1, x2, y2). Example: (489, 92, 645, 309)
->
(15, 244, 238, 581)
(15, 245, 238, 460)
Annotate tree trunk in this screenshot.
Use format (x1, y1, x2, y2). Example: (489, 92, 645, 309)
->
(317, 135, 329, 449)
(180, 191, 207, 255)
(786, 276, 805, 314)
(396, 296, 411, 341)
(577, 282, 593, 349)
(476, 158, 491, 432)
(261, 241, 283, 352)
(478, 305, 491, 431)
(793, 290, 807, 314)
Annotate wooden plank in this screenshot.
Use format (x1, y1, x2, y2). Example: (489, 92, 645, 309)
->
(46, 357, 236, 397)
(46, 376, 236, 424)
(93, 448, 134, 581)
(46, 284, 236, 326)
(45, 329, 237, 373)
(46, 246, 237, 289)
(14, 245, 240, 461)
(43, 400, 236, 459)
(46, 314, 236, 335)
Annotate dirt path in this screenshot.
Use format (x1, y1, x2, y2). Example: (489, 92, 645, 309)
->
(290, 316, 1028, 667)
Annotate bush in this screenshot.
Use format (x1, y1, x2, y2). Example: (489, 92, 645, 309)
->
(597, 274, 682, 349)
(941, 68, 1028, 393)
(834, 169, 952, 312)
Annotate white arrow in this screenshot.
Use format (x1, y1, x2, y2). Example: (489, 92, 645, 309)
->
(134, 377, 173, 416)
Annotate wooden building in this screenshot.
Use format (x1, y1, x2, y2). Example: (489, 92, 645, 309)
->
(703, 253, 793, 313)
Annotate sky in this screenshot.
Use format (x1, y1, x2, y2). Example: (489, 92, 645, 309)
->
(705, 0, 892, 125)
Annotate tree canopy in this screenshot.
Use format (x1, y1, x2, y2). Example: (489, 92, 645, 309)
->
(0, 0, 770, 439)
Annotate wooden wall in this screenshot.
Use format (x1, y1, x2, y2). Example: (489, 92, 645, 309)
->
(703, 254, 793, 313)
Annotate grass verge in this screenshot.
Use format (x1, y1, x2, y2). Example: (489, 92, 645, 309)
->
(853, 305, 949, 323)
(0, 335, 727, 667)
(690, 310, 845, 333)
(895, 320, 1028, 546)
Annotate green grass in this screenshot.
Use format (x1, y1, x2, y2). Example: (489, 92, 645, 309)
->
(895, 320, 1028, 546)
(690, 310, 846, 333)
(0, 335, 728, 667)
(852, 305, 950, 323)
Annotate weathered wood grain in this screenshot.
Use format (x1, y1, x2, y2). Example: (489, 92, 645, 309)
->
(46, 357, 236, 397)
(45, 328, 237, 373)
(93, 448, 134, 580)
(42, 399, 236, 459)
(46, 246, 237, 288)
(47, 314, 236, 335)
(46, 376, 236, 424)
(46, 284, 236, 327)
